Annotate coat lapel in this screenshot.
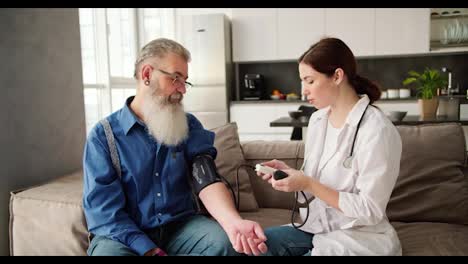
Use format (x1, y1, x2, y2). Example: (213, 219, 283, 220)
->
(304, 113, 328, 178)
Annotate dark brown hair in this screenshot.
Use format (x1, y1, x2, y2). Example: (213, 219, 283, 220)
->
(298, 37, 381, 104)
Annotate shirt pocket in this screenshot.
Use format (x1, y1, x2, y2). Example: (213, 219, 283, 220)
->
(167, 149, 188, 184)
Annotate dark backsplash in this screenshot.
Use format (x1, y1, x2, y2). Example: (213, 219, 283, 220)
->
(233, 52, 468, 101)
(234, 61, 300, 100)
(358, 53, 468, 94)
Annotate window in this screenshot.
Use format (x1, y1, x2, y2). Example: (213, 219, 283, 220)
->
(78, 8, 175, 134)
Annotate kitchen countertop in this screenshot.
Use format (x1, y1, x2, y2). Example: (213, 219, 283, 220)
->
(232, 95, 468, 105)
(231, 100, 308, 104)
(231, 98, 418, 104)
(270, 115, 468, 127)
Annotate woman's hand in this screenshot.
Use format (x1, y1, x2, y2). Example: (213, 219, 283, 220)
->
(269, 169, 311, 193)
(256, 159, 291, 181)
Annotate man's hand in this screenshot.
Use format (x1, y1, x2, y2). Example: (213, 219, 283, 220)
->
(225, 219, 268, 256)
(144, 247, 168, 256)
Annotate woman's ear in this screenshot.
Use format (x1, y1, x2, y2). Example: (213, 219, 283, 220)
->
(334, 68, 344, 85)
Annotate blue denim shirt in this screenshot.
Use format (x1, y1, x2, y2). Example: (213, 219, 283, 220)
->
(83, 96, 217, 255)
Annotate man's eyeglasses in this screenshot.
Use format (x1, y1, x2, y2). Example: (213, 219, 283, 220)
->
(156, 69, 193, 89)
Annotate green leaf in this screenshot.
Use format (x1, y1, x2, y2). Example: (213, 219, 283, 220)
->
(408, 71, 420, 78)
(402, 77, 417, 86)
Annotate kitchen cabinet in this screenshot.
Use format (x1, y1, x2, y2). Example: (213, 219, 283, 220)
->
(277, 8, 325, 60)
(232, 8, 435, 62)
(230, 102, 304, 141)
(376, 8, 430, 55)
(232, 9, 277, 62)
(325, 8, 376, 56)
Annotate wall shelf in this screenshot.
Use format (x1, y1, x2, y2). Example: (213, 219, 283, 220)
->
(430, 41, 468, 49)
(431, 13, 468, 20)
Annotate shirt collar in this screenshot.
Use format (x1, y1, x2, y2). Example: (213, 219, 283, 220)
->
(308, 94, 370, 127)
(119, 96, 145, 135)
(344, 94, 370, 127)
(308, 106, 330, 126)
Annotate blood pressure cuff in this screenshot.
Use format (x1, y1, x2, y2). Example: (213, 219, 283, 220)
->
(191, 154, 222, 195)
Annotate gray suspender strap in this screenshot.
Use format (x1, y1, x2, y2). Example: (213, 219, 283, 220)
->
(99, 119, 122, 179)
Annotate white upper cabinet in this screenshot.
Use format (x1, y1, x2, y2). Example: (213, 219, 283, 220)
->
(232, 9, 277, 62)
(231, 8, 432, 62)
(375, 8, 430, 55)
(277, 8, 325, 60)
(325, 8, 376, 56)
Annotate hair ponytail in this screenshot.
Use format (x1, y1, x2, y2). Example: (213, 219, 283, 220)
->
(351, 75, 381, 104)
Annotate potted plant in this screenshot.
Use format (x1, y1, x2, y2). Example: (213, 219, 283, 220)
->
(403, 68, 447, 118)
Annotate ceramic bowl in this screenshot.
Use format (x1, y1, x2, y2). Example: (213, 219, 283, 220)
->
(388, 111, 407, 121)
(289, 110, 303, 119)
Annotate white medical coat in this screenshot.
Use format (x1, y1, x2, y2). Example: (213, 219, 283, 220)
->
(297, 95, 403, 256)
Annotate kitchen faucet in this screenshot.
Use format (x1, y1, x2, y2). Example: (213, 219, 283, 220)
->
(441, 67, 452, 95)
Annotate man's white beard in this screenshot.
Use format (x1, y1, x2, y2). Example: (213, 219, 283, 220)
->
(142, 90, 188, 146)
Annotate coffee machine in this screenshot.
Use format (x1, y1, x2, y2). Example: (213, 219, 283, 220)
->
(242, 74, 264, 100)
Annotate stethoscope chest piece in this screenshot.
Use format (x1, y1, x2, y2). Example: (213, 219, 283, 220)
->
(343, 156, 353, 169)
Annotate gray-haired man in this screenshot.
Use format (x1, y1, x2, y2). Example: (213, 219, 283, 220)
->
(83, 38, 268, 256)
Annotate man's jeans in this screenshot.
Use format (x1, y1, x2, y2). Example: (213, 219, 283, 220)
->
(87, 214, 242, 256)
(262, 226, 314, 256)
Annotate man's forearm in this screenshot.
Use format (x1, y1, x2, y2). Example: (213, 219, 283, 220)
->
(198, 182, 241, 229)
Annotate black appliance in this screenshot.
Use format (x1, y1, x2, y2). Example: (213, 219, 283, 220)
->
(242, 73, 264, 100)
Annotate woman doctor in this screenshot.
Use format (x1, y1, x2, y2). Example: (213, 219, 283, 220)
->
(258, 38, 402, 256)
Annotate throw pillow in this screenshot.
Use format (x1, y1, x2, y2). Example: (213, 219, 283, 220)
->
(387, 123, 468, 225)
(210, 122, 259, 212)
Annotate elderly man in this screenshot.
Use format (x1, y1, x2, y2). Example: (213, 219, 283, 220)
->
(83, 38, 267, 256)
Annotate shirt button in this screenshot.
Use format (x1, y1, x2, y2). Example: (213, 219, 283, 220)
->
(157, 193, 161, 197)
(155, 172, 159, 177)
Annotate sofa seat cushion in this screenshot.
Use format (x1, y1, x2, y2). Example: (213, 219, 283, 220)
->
(9, 171, 87, 256)
(241, 208, 293, 229)
(392, 221, 468, 256)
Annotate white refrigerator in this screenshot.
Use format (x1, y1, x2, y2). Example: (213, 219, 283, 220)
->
(178, 13, 232, 130)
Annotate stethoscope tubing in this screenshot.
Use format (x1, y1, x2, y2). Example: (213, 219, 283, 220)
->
(300, 102, 371, 171)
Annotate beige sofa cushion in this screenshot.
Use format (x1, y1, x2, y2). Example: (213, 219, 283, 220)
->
(392, 221, 468, 256)
(241, 140, 303, 210)
(9, 171, 87, 256)
(387, 123, 468, 225)
(211, 123, 259, 212)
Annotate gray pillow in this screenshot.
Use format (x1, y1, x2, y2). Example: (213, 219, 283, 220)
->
(211, 123, 259, 212)
(387, 123, 468, 225)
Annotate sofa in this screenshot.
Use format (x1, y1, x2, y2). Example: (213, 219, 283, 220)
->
(9, 122, 468, 255)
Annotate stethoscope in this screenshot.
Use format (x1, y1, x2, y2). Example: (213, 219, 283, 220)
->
(342, 103, 370, 169)
(299, 102, 370, 171)
(292, 103, 370, 229)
